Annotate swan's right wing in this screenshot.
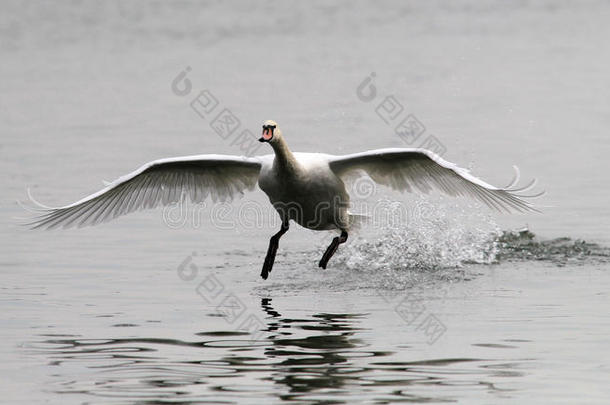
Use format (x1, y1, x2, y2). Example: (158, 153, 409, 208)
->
(29, 154, 262, 229)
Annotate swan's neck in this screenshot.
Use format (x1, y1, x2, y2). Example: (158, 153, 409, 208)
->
(271, 137, 299, 172)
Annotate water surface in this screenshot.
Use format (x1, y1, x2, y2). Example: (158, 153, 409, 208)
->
(2, 1, 610, 404)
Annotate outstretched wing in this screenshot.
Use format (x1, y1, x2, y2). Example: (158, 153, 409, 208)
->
(328, 148, 538, 213)
(29, 154, 262, 229)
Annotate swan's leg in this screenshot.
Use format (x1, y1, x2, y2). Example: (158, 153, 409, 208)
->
(260, 221, 289, 280)
(318, 230, 348, 269)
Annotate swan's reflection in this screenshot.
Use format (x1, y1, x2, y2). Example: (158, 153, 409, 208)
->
(32, 298, 520, 403)
(260, 298, 382, 396)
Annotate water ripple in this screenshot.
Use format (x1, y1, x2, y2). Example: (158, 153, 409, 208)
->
(29, 299, 529, 404)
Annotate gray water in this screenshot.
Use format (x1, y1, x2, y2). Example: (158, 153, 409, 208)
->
(2, 1, 610, 404)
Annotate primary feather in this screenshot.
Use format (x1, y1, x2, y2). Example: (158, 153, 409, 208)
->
(328, 148, 537, 213)
(29, 154, 262, 229)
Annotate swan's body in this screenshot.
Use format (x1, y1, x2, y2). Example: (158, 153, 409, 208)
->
(258, 152, 351, 231)
(29, 120, 538, 279)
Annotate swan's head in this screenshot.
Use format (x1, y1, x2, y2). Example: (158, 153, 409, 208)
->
(259, 120, 281, 143)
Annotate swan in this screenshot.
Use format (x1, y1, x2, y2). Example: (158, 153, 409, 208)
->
(28, 120, 538, 279)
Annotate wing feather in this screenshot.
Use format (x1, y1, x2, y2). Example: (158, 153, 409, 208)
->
(328, 148, 538, 213)
(30, 154, 262, 229)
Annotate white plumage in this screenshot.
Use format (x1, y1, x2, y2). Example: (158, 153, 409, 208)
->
(29, 120, 539, 278)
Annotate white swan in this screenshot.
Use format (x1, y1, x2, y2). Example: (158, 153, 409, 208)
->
(29, 120, 538, 279)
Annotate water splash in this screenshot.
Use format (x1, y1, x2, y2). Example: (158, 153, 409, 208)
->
(255, 199, 609, 293)
(271, 198, 610, 292)
(330, 198, 610, 275)
(335, 199, 501, 272)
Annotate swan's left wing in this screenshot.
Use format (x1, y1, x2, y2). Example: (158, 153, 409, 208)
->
(28, 154, 262, 229)
(328, 148, 538, 213)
